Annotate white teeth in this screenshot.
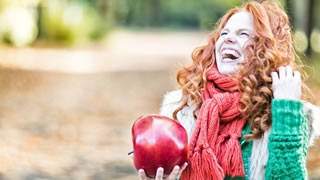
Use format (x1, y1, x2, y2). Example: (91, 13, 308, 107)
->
(222, 49, 239, 58)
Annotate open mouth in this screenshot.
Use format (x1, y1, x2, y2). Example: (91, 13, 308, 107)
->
(221, 49, 241, 62)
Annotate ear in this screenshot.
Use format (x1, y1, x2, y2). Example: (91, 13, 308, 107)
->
(303, 102, 320, 146)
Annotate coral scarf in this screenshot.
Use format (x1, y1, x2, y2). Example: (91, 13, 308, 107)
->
(180, 65, 246, 180)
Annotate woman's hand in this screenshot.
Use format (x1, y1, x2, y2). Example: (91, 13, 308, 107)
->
(138, 163, 188, 180)
(129, 151, 188, 180)
(271, 66, 301, 100)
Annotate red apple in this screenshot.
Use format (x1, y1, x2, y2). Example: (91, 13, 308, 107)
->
(132, 114, 189, 178)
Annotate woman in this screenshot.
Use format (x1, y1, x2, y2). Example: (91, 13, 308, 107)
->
(137, 1, 320, 180)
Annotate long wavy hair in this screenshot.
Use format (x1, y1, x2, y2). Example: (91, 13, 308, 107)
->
(173, 1, 309, 140)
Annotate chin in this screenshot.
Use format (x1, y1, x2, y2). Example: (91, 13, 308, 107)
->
(217, 64, 238, 75)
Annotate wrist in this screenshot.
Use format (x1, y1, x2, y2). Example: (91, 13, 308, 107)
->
(271, 99, 306, 135)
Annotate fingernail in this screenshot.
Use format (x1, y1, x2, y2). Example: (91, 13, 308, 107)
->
(139, 169, 144, 173)
(185, 162, 188, 166)
(158, 167, 164, 171)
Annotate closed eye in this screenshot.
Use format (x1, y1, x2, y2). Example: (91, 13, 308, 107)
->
(240, 32, 249, 36)
(220, 32, 228, 36)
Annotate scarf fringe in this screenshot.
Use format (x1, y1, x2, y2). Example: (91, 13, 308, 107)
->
(214, 135, 227, 164)
(221, 137, 245, 177)
(180, 150, 203, 180)
(191, 151, 204, 180)
(201, 146, 225, 180)
(181, 145, 226, 180)
(179, 165, 190, 180)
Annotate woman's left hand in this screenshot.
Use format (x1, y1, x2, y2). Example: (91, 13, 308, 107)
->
(138, 163, 188, 180)
(271, 66, 301, 100)
(129, 151, 188, 180)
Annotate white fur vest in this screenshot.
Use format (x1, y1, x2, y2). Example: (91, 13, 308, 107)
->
(159, 90, 320, 180)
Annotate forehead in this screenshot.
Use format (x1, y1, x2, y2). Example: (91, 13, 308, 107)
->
(223, 11, 254, 31)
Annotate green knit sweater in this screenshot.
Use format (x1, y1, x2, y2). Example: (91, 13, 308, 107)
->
(228, 99, 308, 180)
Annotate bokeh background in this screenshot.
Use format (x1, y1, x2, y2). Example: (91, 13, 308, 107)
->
(0, 0, 319, 179)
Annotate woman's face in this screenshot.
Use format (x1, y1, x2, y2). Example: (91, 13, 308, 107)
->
(215, 11, 254, 74)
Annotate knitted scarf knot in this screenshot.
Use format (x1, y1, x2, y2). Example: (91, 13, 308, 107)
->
(180, 65, 246, 180)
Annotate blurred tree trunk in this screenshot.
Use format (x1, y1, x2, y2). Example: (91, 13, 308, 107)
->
(150, 0, 161, 26)
(285, 0, 294, 28)
(305, 0, 314, 56)
(37, 5, 42, 39)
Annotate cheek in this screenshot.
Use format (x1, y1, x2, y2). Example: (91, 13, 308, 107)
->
(240, 38, 252, 49)
(215, 38, 223, 56)
(215, 38, 223, 50)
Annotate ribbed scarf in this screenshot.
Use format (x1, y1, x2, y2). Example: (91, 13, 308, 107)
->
(180, 65, 246, 180)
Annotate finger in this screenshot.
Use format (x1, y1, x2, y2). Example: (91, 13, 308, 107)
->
(271, 72, 279, 85)
(177, 162, 188, 177)
(138, 169, 148, 180)
(155, 167, 164, 180)
(129, 154, 133, 159)
(279, 66, 286, 79)
(286, 66, 293, 78)
(167, 165, 180, 180)
(294, 71, 301, 81)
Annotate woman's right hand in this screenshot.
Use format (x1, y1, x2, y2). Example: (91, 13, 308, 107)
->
(129, 152, 188, 180)
(271, 66, 301, 100)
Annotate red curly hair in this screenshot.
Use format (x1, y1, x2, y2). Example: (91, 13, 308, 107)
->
(173, 1, 309, 140)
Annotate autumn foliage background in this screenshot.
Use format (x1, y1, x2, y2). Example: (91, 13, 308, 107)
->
(0, 0, 319, 179)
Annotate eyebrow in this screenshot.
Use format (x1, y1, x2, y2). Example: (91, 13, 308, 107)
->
(222, 28, 252, 32)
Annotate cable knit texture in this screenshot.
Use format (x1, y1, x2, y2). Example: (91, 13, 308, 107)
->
(180, 66, 246, 180)
(265, 99, 308, 179)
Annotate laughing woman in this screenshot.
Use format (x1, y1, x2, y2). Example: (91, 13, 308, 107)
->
(137, 1, 320, 180)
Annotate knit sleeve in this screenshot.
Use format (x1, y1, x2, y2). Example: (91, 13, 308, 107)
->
(265, 99, 308, 179)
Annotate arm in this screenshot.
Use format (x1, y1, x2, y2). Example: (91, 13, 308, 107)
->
(265, 66, 308, 179)
(265, 99, 308, 179)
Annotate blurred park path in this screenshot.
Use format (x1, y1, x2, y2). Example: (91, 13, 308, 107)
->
(0, 30, 319, 180)
(0, 30, 208, 73)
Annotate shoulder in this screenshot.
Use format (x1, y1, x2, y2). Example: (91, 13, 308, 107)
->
(159, 89, 183, 119)
(159, 89, 196, 120)
(159, 89, 197, 142)
(161, 89, 183, 106)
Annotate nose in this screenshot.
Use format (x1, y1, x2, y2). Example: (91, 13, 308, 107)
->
(224, 33, 236, 44)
